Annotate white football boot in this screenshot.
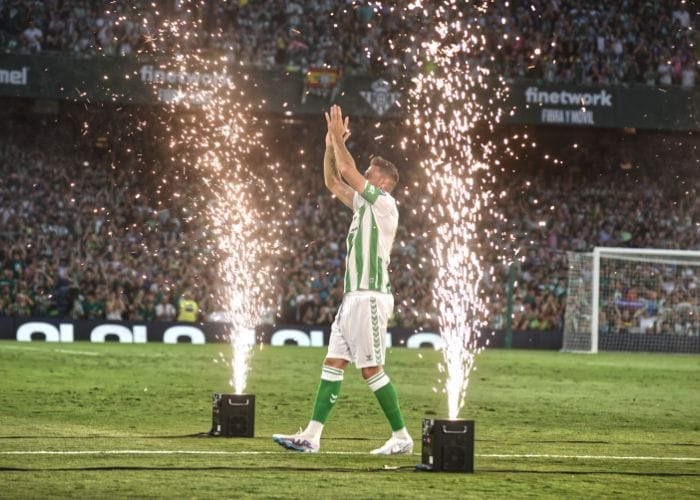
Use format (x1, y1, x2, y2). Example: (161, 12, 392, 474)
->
(370, 435, 414, 455)
(272, 431, 320, 453)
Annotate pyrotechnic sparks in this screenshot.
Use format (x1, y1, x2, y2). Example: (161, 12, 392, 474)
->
(404, 0, 507, 419)
(143, 2, 287, 394)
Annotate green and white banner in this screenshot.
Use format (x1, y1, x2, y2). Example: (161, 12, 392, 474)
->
(0, 54, 697, 131)
(505, 83, 698, 130)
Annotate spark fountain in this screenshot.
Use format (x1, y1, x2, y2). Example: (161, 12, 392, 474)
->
(403, 0, 507, 471)
(137, 2, 287, 437)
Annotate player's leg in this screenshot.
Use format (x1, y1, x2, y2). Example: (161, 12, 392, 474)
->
(272, 358, 347, 453)
(354, 294, 413, 455)
(305, 357, 347, 441)
(362, 365, 412, 454)
(272, 304, 350, 452)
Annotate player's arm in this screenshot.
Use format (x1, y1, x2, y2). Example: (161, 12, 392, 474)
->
(326, 105, 368, 195)
(324, 132, 354, 209)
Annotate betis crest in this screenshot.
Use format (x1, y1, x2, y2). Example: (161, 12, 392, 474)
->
(361, 79, 400, 116)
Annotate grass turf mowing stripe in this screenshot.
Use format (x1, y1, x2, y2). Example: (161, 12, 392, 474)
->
(0, 345, 101, 356)
(1, 451, 698, 461)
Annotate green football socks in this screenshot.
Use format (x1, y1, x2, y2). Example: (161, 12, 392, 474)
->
(310, 365, 344, 425)
(367, 371, 405, 432)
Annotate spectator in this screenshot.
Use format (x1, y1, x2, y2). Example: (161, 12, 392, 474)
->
(155, 294, 177, 321)
(177, 290, 199, 322)
(20, 19, 42, 53)
(138, 292, 157, 321)
(105, 291, 127, 320)
(681, 60, 696, 89)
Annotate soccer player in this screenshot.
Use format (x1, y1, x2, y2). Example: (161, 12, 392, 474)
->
(273, 105, 412, 455)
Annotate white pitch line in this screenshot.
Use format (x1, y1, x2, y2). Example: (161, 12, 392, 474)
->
(0, 451, 698, 462)
(0, 450, 364, 456)
(480, 453, 700, 462)
(51, 349, 100, 356)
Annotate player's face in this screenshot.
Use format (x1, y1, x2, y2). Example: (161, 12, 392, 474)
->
(364, 164, 384, 188)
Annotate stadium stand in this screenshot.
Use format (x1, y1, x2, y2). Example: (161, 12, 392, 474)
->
(0, 102, 697, 334)
(0, 1, 697, 337)
(0, 0, 696, 86)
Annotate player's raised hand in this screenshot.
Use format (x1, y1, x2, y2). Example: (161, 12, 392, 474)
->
(326, 105, 347, 141)
(325, 126, 349, 148)
(325, 107, 350, 145)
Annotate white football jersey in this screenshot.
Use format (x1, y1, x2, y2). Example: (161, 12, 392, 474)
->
(344, 181, 398, 294)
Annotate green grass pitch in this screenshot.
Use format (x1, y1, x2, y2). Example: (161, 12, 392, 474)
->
(0, 340, 698, 498)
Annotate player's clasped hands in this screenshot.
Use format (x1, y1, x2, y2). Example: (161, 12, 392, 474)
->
(325, 105, 351, 144)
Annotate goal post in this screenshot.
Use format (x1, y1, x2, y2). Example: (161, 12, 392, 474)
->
(563, 247, 700, 353)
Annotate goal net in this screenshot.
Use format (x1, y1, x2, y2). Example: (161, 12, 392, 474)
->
(563, 248, 700, 353)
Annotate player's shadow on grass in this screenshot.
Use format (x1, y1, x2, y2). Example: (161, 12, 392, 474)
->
(0, 466, 698, 477)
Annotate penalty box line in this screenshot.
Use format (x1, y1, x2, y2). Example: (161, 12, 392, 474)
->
(0, 451, 698, 462)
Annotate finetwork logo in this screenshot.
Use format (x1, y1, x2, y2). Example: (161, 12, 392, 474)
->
(140, 65, 234, 88)
(525, 86, 613, 107)
(361, 79, 400, 116)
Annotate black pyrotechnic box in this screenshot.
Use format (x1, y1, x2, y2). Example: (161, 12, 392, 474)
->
(209, 393, 255, 437)
(421, 419, 475, 472)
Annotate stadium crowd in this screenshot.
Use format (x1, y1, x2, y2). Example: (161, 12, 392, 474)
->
(0, 106, 698, 335)
(0, 0, 696, 87)
(0, 139, 213, 323)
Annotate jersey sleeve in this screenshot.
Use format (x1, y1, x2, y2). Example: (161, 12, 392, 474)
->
(357, 181, 396, 216)
(360, 180, 382, 204)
